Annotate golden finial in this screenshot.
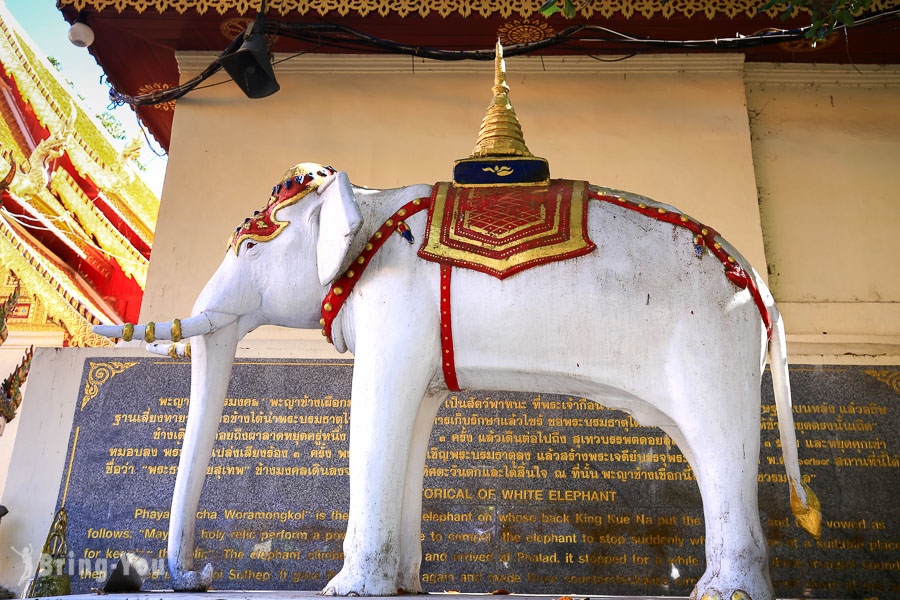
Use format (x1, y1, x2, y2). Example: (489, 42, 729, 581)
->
(470, 41, 533, 159)
(492, 39, 510, 97)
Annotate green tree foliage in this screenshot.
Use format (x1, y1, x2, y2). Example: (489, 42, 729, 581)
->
(759, 0, 873, 39)
(47, 56, 129, 142)
(94, 112, 127, 140)
(539, 0, 874, 39)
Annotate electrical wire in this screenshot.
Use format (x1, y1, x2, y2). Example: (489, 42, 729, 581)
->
(109, 31, 243, 109)
(272, 43, 324, 65)
(0, 160, 156, 261)
(106, 8, 900, 109)
(3, 208, 62, 224)
(0, 207, 150, 268)
(132, 109, 167, 159)
(583, 53, 638, 62)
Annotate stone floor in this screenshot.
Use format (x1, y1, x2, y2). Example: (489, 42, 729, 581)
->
(48, 593, 689, 600)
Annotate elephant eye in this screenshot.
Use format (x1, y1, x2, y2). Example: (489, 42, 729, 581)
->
(246, 242, 257, 250)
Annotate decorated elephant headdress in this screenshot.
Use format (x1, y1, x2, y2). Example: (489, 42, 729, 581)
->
(228, 162, 336, 255)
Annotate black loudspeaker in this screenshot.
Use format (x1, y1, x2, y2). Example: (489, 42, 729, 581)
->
(219, 22, 280, 99)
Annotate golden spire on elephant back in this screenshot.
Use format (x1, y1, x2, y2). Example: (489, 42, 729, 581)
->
(470, 41, 533, 159)
(452, 41, 549, 187)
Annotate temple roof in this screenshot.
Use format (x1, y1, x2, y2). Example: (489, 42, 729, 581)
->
(0, 4, 160, 347)
(56, 0, 900, 150)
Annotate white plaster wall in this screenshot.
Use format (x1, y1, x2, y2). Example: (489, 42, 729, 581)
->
(745, 64, 900, 360)
(0, 330, 60, 500)
(0, 347, 99, 595)
(141, 54, 764, 356)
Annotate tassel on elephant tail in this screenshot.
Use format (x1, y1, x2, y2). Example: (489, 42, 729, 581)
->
(146, 341, 191, 359)
(790, 481, 822, 540)
(92, 311, 236, 342)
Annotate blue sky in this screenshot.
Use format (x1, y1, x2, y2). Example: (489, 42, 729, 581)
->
(2, 0, 168, 196)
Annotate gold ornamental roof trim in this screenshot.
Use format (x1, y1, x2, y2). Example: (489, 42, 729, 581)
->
(51, 169, 150, 287)
(56, 0, 900, 19)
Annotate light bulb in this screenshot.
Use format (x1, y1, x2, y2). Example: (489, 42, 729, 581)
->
(68, 22, 95, 48)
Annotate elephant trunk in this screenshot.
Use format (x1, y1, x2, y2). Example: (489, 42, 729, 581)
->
(167, 320, 240, 591)
(92, 311, 236, 343)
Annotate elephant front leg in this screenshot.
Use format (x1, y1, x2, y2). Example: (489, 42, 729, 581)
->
(168, 324, 239, 591)
(396, 390, 446, 593)
(323, 357, 436, 596)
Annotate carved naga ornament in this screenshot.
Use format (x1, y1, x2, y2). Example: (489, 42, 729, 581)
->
(0, 100, 77, 198)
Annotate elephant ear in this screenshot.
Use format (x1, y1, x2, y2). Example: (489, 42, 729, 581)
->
(316, 171, 364, 286)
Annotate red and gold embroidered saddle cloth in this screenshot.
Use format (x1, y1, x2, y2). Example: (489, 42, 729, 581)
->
(417, 180, 595, 278)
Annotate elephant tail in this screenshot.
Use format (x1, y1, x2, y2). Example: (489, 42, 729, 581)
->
(768, 305, 822, 540)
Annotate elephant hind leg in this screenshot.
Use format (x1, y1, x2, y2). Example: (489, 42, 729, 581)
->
(397, 389, 446, 593)
(673, 411, 773, 600)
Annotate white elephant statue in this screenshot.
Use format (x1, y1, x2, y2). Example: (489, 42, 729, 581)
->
(95, 162, 820, 600)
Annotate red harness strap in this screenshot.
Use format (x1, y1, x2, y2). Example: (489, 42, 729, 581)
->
(588, 191, 772, 340)
(321, 197, 429, 342)
(440, 264, 460, 391)
(324, 189, 771, 396)
(321, 194, 461, 392)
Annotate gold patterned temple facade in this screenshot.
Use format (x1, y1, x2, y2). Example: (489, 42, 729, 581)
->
(0, 5, 159, 351)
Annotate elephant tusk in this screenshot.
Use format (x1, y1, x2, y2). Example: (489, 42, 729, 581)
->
(92, 312, 235, 341)
(93, 323, 130, 338)
(146, 341, 192, 359)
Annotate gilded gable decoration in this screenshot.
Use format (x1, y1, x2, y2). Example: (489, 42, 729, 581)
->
(0, 5, 160, 346)
(0, 19, 158, 244)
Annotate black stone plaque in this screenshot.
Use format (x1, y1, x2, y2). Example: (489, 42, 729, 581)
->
(56, 359, 900, 598)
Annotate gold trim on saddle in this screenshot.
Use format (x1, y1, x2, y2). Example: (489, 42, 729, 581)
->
(417, 180, 595, 279)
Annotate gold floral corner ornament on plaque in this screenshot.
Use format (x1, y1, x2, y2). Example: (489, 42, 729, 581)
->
(863, 369, 900, 394)
(26, 508, 71, 598)
(81, 361, 138, 411)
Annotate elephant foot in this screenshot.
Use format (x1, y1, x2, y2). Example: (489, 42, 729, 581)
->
(322, 565, 398, 597)
(170, 563, 213, 592)
(690, 569, 773, 600)
(691, 588, 758, 600)
(395, 567, 423, 594)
